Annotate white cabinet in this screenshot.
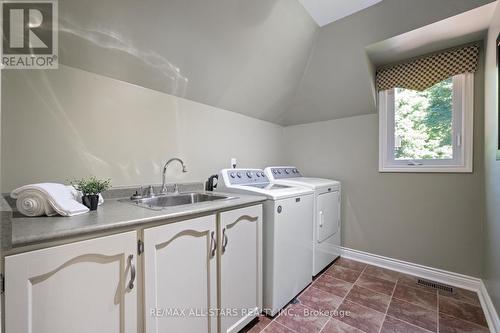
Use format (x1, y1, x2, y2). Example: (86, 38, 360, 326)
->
(5, 231, 138, 333)
(143, 215, 218, 333)
(143, 206, 263, 333)
(219, 205, 262, 333)
(3, 204, 263, 333)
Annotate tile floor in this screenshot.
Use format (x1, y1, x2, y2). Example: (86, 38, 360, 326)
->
(240, 257, 490, 333)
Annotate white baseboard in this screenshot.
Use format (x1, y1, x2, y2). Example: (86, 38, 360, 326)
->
(340, 247, 481, 290)
(479, 280, 500, 333)
(340, 247, 500, 332)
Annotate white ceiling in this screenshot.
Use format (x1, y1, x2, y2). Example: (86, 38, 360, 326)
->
(297, 0, 383, 27)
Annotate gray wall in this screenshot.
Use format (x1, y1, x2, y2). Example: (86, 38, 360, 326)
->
(283, 55, 485, 276)
(285, 0, 494, 125)
(483, 1, 500, 313)
(57, 0, 318, 125)
(1, 65, 284, 192)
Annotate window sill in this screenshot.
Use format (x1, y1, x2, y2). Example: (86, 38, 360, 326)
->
(379, 165, 472, 173)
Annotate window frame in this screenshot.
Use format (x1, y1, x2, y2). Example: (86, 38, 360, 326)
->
(378, 73, 474, 173)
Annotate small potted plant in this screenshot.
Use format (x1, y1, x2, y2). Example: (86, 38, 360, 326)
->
(72, 176, 111, 211)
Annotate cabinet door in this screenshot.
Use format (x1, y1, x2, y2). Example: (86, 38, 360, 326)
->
(317, 190, 340, 243)
(219, 205, 262, 333)
(143, 215, 217, 333)
(5, 231, 138, 333)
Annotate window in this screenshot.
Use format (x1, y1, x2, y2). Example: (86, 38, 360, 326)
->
(379, 73, 474, 172)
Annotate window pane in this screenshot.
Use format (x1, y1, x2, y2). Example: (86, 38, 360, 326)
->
(394, 78, 453, 160)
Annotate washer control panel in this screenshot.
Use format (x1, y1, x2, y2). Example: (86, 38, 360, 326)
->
(270, 167, 301, 179)
(226, 169, 269, 185)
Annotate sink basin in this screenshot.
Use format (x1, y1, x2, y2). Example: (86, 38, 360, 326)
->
(122, 192, 235, 210)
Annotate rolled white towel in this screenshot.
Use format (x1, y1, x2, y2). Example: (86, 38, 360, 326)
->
(15, 190, 56, 216)
(11, 183, 89, 217)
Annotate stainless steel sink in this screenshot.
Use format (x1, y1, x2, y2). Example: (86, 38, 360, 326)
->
(121, 192, 236, 210)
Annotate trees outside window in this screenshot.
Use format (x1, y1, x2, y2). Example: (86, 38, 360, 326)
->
(379, 73, 474, 173)
(394, 78, 453, 160)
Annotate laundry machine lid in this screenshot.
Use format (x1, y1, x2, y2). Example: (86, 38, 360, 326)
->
(272, 177, 340, 189)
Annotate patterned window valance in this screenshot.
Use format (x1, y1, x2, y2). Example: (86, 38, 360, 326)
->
(376, 44, 480, 91)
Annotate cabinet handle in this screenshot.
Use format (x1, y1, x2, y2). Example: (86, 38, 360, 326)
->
(222, 228, 228, 253)
(210, 231, 217, 257)
(128, 254, 136, 290)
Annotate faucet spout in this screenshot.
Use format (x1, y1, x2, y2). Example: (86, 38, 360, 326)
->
(161, 158, 187, 193)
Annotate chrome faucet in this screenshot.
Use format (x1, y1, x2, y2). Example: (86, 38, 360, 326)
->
(162, 158, 187, 193)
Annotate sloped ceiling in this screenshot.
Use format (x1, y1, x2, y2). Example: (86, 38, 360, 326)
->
(284, 0, 495, 125)
(297, 0, 382, 27)
(366, 2, 496, 66)
(58, 0, 318, 124)
(57, 0, 495, 126)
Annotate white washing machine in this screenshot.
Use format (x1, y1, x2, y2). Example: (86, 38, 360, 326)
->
(264, 166, 341, 276)
(216, 168, 314, 316)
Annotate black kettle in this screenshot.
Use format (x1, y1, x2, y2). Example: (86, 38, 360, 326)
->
(205, 174, 218, 191)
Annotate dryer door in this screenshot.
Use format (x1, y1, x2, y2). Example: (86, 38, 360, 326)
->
(317, 190, 340, 243)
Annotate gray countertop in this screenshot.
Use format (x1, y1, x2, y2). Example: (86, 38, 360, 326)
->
(1, 187, 266, 251)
